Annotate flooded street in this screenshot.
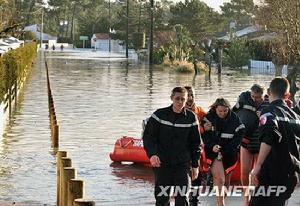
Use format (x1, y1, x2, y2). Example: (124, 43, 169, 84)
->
(0, 50, 299, 205)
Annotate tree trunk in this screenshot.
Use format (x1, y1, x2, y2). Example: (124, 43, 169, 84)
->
(70, 4, 77, 44)
(286, 65, 299, 104)
(65, 16, 70, 38)
(275, 64, 283, 76)
(193, 60, 198, 75)
(218, 48, 223, 74)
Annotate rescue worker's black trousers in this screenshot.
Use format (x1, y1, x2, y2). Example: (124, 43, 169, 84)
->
(249, 195, 288, 206)
(189, 172, 202, 206)
(154, 164, 191, 206)
(249, 175, 297, 206)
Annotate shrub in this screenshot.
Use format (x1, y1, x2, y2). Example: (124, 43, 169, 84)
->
(0, 43, 37, 103)
(247, 40, 272, 61)
(22, 31, 36, 41)
(153, 47, 166, 65)
(223, 38, 250, 69)
(196, 61, 209, 72)
(174, 61, 194, 73)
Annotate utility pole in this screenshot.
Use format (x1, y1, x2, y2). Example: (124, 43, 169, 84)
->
(126, 0, 129, 58)
(149, 0, 154, 64)
(71, 3, 76, 49)
(109, 0, 111, 53)
(72, 18, 75, 49)
(40, 8, 43, 48)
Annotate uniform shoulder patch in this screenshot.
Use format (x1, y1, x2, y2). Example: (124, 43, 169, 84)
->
(259, 112, 274, 126)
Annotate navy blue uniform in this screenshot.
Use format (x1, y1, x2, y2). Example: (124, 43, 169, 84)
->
(250, 99, 300, 206)
(202, 109, 245, 174)
(233, 91, 266, 153)
(293, 100, 300, 115)
(143, 105, 201, 206)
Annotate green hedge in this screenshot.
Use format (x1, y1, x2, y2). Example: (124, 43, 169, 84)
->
(247, 40, 273, 61)
(0, 43, 37, 103)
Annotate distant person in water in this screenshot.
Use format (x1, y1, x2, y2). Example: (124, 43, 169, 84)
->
(143, 86, 201, 206)
(60, 44, 64, 51)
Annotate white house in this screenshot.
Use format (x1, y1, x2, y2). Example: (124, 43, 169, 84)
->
(219, 25, 259, 41)
(91, 33, 124, 52)
(24, 24, 57, 41)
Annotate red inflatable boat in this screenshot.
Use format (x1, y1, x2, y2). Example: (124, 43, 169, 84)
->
(110, 136, 241, 182)
(109, 136, 150, 165)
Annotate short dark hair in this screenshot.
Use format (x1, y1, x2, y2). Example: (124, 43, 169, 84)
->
(269, 77, 290, 98)
(251, 84, 264, 94)
(210, 98, 231, 110)
(184, 86, 192, 91)
(171, 87, 188, 96)
(184, 86, 195, 94)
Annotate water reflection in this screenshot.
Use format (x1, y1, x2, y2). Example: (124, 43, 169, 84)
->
(110, 162, 154, 184)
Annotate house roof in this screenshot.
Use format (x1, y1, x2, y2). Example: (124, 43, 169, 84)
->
(23, 24, 57, 40)
(250, 33, 277, 41)
(219, 25, 259, 40)
(24, 24, 38, 32)
(94, 33, 110, 39)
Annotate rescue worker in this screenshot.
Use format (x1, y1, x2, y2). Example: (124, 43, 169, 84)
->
(293, 100, 300, 115)
(143, 86, 201, 206)
(232, 84, 264, 205)
(250, 77, 300, 206)
(184, 86, 206, 206)
(184, 86, 206, 125)
(202, 98, 245, 206)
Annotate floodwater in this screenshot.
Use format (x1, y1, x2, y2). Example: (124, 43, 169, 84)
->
(0, 50, 299, 205)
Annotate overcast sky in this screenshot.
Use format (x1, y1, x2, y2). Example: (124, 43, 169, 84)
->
(173, 0, 260, 12)
(200, 0, 230, 11)
(173, 0, 231, 12)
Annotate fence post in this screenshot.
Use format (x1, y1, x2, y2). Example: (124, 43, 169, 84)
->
(57, 151, 67, 206)
(74, 199, 95, 206)
(60, 157, 72, 206)
(53, 125, 59, 148)
(68, 179, 85, 206)
(14, 81, 17, 108)
(8, 87, 11, 117)
(62, 167, 76, 206)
